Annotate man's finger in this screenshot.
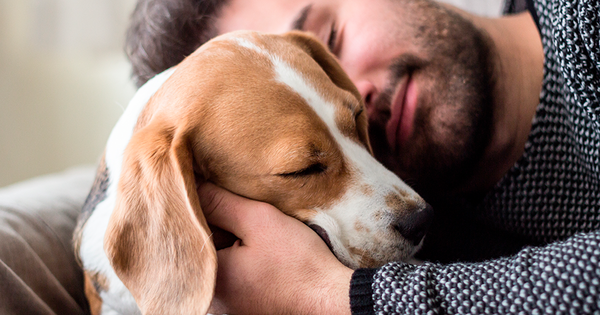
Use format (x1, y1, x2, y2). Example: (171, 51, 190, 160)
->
(197, 182, 264, 238)
(198, 182, 245, 235)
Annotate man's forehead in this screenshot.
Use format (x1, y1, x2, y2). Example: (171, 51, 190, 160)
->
(216, 0, 316, 34)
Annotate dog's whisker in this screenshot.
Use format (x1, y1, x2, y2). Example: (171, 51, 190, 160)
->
(200, 232, 215, 254)
(114, 101, 126, 112)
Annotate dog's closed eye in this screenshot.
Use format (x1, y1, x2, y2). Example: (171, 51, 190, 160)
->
(278, 163, 327, 177)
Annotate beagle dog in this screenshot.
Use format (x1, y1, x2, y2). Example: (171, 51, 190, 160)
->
(74, 30, 433, 315)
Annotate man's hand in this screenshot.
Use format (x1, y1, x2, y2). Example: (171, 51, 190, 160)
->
(198, 183, 353, 315)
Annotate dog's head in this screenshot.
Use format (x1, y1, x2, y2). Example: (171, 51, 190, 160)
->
(104, 30, 432, 314)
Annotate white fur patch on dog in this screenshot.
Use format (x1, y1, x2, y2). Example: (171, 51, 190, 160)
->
(79, 68, 176, 314)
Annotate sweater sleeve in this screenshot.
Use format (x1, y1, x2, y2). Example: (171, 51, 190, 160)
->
(350, 230, 600, 314)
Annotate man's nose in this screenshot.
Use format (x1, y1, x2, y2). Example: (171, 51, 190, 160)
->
(355, 80, 378, 113)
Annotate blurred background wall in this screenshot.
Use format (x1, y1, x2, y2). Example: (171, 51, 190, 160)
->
(0, 0, 504, 187)
(0, 0, 137, 186)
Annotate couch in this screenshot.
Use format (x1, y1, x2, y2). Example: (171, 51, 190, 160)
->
(0, 166, 95, 314)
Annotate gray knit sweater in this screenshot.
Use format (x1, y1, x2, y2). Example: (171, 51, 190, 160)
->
(349, 0, 600, 313)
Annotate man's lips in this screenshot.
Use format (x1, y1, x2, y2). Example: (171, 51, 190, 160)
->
(385, 74, 418, 151)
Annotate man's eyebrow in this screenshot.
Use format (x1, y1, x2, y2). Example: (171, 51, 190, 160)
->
(291, 4, 313, 31)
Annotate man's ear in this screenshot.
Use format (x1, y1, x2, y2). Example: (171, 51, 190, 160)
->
(104, 114, 216, 315)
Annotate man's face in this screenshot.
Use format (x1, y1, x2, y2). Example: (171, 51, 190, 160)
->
(217, 0, 495, 196)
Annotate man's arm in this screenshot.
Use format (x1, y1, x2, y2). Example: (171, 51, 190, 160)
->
(359, 230, 600, 314)
(199, 183, 600, 315)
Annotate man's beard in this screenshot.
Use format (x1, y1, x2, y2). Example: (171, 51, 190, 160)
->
(368, 1, 496, 200)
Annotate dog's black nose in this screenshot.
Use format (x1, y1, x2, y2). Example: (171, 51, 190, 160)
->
(394, 203, 434, 246)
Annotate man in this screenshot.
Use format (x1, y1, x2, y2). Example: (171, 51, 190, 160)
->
(126, 0, 600, 313)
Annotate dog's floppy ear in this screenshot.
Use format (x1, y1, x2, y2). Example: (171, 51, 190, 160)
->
(104, 115, 216, 315)
(283, 30, 371, 151)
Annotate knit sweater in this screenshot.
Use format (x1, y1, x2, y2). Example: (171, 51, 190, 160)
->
(349, 0, 600, 313)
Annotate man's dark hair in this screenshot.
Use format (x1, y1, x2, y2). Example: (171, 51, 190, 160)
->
(125, 0, 229, 87)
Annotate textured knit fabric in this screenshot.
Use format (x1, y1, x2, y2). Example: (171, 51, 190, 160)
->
(349, 0, 600, 314)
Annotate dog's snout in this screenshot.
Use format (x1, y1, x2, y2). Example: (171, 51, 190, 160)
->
(394, 203, 434, 246)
